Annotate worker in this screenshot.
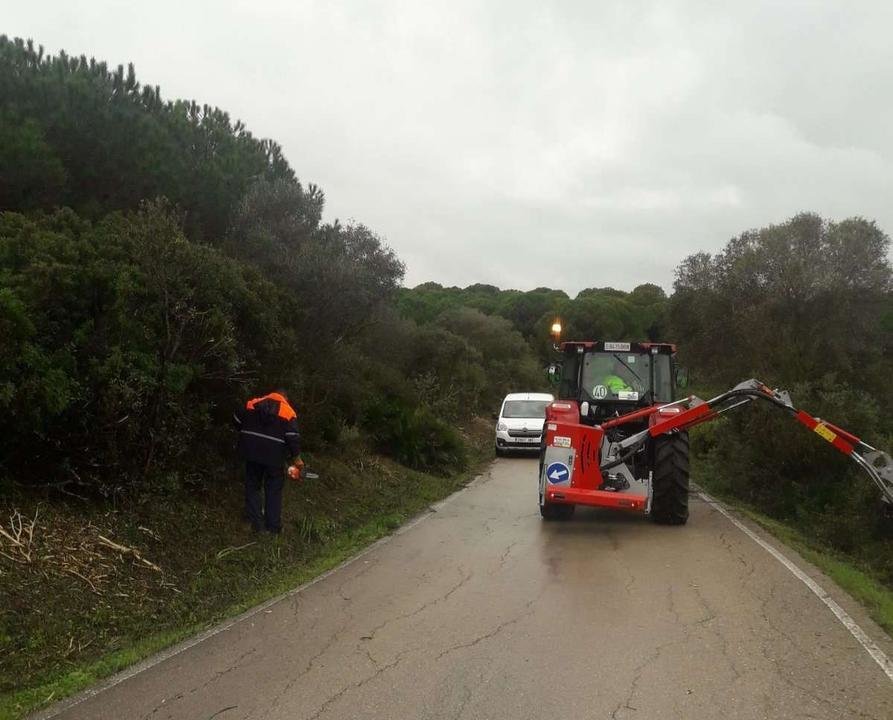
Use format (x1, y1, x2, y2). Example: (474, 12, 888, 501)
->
(589, 356, 634, 396)
(233, 390, 302, 534)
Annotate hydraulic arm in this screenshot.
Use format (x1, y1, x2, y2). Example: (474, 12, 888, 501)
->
(607, 379, 893, 506)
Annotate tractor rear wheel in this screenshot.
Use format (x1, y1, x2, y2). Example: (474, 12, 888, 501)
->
(650, 431, 690, 525)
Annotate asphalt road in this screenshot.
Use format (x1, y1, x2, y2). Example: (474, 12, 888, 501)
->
(43, 456, 893, 720)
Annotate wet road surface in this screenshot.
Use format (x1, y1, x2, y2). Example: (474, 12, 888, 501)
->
(42, 456, 893, 719)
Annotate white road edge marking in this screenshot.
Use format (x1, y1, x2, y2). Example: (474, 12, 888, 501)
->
(698, 491, 893, 682)
(32, 471, 491, 720)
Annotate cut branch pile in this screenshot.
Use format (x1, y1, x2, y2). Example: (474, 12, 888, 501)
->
(0, 505, 173, 596)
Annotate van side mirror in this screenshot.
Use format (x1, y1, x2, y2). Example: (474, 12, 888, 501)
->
(580, 401, 590, 418)
(547, 363, 561, 385)
(675, 366, 690, 389)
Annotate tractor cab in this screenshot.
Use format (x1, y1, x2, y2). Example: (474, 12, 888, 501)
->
(548, 341, 680, 423)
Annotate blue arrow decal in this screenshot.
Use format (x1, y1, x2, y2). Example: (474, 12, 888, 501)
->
(546, 461, 570, 484)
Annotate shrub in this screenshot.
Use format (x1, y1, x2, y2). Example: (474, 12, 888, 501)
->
(362, 400, 467, 475)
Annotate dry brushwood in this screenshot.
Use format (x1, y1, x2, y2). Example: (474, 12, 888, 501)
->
(1, 506, 177, 599)
(0, 508, 39, 564)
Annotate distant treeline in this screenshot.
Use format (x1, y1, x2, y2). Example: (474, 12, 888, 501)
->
(2, 36, 892, 582)
(398, 282, 668, 362)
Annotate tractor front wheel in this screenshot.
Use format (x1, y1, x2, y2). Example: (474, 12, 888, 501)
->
(650, 431, 690, 525)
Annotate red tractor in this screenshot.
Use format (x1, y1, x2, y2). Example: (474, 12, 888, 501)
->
(539, 339, 893, 523)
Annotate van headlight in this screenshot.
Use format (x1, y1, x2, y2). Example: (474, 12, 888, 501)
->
(497, 422, 508, 431)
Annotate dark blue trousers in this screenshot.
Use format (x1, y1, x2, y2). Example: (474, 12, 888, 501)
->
(244, 461, 284, 533)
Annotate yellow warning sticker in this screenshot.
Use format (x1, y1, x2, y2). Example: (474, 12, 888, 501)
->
(814, 423, 837, 443)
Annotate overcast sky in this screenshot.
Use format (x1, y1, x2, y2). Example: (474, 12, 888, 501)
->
(6, 1, 893, 294)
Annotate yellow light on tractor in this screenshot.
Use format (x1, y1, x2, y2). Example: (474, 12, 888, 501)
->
(550, 320, 562, 350)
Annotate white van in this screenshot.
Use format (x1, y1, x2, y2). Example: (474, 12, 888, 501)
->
(494, 392, 554, 456)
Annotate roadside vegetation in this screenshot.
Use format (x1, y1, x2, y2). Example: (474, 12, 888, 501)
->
(670, 215, 893, 587)
(1, 33, 892, 718)
(0, 420, 494, 719)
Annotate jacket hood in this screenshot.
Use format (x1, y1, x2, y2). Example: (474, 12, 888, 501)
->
(246, 393, 297, 421)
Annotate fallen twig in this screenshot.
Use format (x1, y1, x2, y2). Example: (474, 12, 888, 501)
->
(138, 525, 161, 542)
(63, 567, 101, 594)
(216, 541, 256, 559)
(97, 534, 162, 573)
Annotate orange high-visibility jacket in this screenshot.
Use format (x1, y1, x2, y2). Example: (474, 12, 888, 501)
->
(233, 393, 300, 466)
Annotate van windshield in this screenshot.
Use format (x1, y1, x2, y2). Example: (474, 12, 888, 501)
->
(502, 400, 550, 419)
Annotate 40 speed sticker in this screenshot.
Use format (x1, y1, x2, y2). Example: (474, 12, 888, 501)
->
(552, 435, 572, 448)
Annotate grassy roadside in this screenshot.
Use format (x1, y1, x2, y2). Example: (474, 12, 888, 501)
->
(0, 419, 494, 720)
(695, 477, 893, 637)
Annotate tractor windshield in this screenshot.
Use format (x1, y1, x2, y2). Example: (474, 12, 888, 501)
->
(581, 352, 672, 403)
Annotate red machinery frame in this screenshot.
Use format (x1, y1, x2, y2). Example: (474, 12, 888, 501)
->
(540, 379, 893, 514)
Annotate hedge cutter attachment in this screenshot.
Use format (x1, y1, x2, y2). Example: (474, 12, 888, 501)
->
(610, 379, 893, 506)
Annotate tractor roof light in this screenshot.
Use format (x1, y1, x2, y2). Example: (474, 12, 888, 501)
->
(550, 320, 562, 350)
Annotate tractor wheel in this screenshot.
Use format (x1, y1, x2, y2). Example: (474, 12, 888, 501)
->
(650, 431, 690, 525)
(540, 502, 575, 521)
(538, 448, 574, 520)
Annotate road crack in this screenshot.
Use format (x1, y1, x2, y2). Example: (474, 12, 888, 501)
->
(435, 593, 541, 661)
(140, 647, 258, 720)
(495, 541, 517, 571)
(304, 653, 406, 720)
(360, 566, 473, 645)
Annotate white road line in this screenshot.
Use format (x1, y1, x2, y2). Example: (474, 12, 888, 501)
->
(698, 491, 893, 682)
(32, 472, 489, 720)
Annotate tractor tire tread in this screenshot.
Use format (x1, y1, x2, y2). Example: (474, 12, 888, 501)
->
(650, 431, 690, 526)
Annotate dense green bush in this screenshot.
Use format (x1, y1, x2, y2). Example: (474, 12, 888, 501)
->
(0, 204, 286, 491)
(362, 399, 466, 474)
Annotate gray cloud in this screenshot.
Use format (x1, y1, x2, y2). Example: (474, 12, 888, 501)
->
(7, 1, 893, 294)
